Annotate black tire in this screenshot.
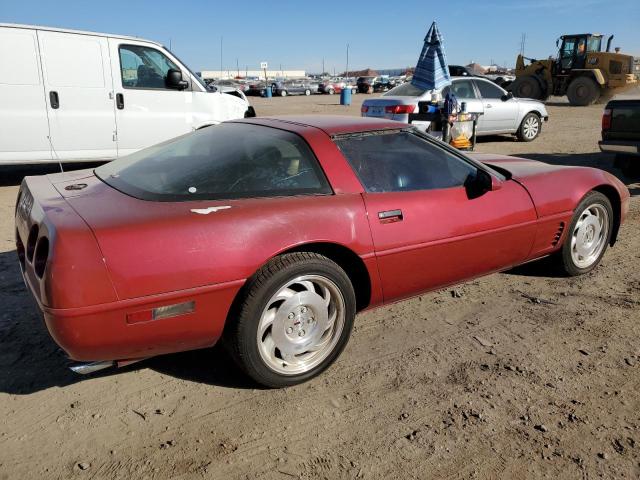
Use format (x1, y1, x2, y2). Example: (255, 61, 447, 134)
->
(510, 76, 543, 99)
(328, 88, 335, 95)
(304, 89, 311, 96)
(554, 191, 613, 276)
(225, 252, 356, 388)
(516, 112, 542, 142)
(280, 90, 287, 97)
(566, 77, 600, 106)
(352, 88, 357, 94)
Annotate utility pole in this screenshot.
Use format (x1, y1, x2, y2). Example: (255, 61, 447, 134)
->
(220, 36, 223, 78)
(236, 58, 239, 78)
(169, 38, 172, 50)
(345, 44, 349, 78)
(520, 33, 526, 56)
(322, 57, 325, 76)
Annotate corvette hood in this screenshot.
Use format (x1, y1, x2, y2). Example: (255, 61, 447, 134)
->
(469, 153, 629, 220)
(469, 153, 570, 180)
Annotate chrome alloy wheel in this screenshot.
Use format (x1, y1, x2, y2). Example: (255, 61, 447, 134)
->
(257, 275, 345, 375)
(570, 203, 609, 269)
(522, 115, 539, 140)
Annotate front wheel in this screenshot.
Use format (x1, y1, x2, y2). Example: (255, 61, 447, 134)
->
(555, 191, 613, 276)
(516, 113, 541, 142)
(566, 77, 600, 106)
(328, 88, 335, 95)
(304, 89, 311, 96)
(280, 90, 287, 97)
(225, 252, 356, 388)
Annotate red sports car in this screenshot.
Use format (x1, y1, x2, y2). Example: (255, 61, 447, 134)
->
(15, 116, 629, 387)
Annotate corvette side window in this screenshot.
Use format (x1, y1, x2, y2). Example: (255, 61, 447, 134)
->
(335, 131, 476, 193)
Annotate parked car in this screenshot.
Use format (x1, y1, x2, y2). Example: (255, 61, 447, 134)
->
(373, 78, 395, 92)
(0, 23, 253, 165)
(213, 79, 250, 93)
(361, 76, 549, 141)
(318, 79, 357, 95)
(357, 76, 377, 93)
(599, 94, 640, 175)
(272, 80, 319, 96)
(245, 82, 267, 96)
(17, 115, 629, 387)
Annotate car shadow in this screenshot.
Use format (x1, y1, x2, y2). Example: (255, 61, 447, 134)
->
(0, 162, 105, 187)
(0, 249, 259, 394)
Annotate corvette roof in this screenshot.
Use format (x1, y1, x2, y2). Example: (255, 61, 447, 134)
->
(235, 115, 407, 136)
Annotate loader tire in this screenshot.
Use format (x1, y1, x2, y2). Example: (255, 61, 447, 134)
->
(567, 77, 600, 106)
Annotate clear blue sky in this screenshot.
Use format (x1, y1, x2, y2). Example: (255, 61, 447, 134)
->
(2, 0, 639, 73)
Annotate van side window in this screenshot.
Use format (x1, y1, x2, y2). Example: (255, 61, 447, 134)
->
(119, 45, 182, 90)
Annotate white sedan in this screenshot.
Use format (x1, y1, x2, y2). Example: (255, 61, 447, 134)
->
(361, 76, 549, 142)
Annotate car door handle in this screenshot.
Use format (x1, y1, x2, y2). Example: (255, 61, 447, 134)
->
(49, 91, 59, 109)
(378, 209, 403, 223)
(116, 93, 124, 110)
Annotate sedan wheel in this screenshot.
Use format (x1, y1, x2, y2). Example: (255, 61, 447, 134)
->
(517, 113, 541, 142)
(225, 252, 356, 388)
(305, 89, 311, 96)
(280, 90, 287, 97)
(556, 192, 613, 276)
(328, 88, 335, 95)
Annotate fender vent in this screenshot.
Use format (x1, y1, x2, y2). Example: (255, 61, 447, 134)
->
(551, 222, 565, 246)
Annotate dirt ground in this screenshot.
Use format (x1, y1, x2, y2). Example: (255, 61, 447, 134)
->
(0, 94, 639, 480)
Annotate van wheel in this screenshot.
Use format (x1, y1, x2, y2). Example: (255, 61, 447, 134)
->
(225, 252, 356, 388)
(567, 77, 600, 106)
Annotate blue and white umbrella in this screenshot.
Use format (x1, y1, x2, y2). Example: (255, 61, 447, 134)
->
(411, 22, 452, 92)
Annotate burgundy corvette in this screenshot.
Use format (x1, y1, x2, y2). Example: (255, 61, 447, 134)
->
(16, 116, 629, 387)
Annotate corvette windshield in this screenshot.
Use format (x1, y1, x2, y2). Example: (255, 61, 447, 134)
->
(95, 124, 332, 202)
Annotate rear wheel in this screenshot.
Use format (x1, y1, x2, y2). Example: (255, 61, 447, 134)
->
(328, 88, 335, 95)
(225, 252, 356, 388)
(516, 113, 541, 142)
(304, 89, 311, 96)
(566, 77, 600, 106)
(510, 75, 543, 99)
(555, 191, 613, 276)
(280, 90, 287, 97)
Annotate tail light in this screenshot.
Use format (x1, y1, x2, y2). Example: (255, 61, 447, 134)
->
(34, 236, 49, 278)
(384, 105, 416, 115)
(26, 224, 39, 262)
(361, 105, 369, 113)
(602, 108, 612, 131)
(16, 229, 25, 269)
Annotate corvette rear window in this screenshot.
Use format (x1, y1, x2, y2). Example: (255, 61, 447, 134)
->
(95, 123, 332, 201)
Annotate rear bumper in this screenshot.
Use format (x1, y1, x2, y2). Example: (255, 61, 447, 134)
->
(37, 279, 244, 362)
(599, 140, 640, 156)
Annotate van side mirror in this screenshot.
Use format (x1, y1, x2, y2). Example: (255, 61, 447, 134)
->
(501, 91, 514, 101)
(166, 68, 188, 90)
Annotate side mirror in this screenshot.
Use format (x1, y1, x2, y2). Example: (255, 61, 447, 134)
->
(501, 92, 514, 101)
(465, 169, 501, 199)
(166, 68, 188, 90)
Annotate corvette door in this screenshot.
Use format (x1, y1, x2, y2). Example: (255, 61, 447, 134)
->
(334, 130, 537, 302)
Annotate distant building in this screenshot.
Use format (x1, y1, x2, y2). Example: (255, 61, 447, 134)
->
(200, 70, 306, 80)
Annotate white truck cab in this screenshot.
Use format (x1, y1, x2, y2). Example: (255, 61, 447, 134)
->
(0, 23, 254, 164)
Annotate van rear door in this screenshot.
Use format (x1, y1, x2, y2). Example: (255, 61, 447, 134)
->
(0, 26, 52, 164)
(37, 30, 118, 161)
(108, 39, 190, 157)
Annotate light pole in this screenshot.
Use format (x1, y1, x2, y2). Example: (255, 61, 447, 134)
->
(220, 36, 223, 78)
(345, 44, 349, 78)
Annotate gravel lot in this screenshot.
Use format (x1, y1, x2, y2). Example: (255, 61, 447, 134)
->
(1, 93, 639, 479)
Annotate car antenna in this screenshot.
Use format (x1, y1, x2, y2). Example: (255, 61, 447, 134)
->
(47, 135, 64, 173)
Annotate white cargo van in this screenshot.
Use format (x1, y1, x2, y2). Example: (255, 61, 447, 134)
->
(0, 24, 255, 165)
